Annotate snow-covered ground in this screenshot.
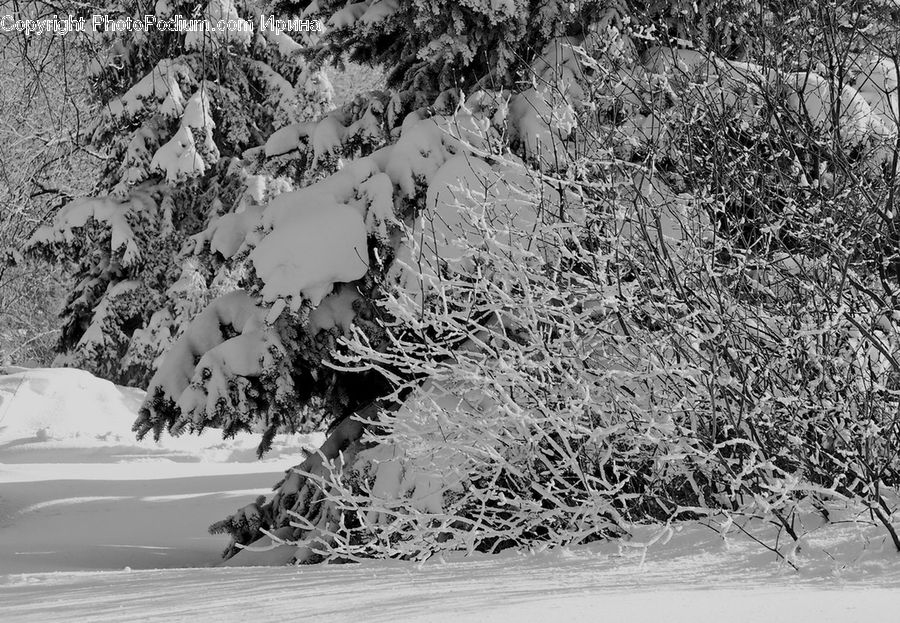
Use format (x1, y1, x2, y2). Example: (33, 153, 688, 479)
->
(1, 367, 898, 622)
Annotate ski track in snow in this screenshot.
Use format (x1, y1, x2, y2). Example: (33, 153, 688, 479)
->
(1, 368, 899, 622)
(2, 553, 898, 622)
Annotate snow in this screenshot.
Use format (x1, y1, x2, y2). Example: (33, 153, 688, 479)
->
(784, 72, 879, 144)
(1, 365, 898, 621)
(250, 201, 370, 308)
(174, 328, 291, 432)
(311, 115, 348, 164)
(264, 122, 314, 156)
(489, 0, 516, 17)
(619, 170, 711, 252)
(0, 566, 896, 622)
(328, 2, 369, 29)
(510, 86, 575, 164)
(151, 87, 219, 183)
(250, 60, 309, 128)
(75, 280, 142, 351)
(643, 46, 717, 77)
(140, 290, 265, 408)
(307, 285, 362, 334)
(194, 205, 265, 259)
(637, 47, 898, 154)
(0, 367, 314, 463)
(14, 31, 900, 620)
(184, 0, 252, 50)
(265, 29, 304, 55)
(384, 118, 450, 197)
(154, 0, 173, 16)
(0, 367, 318, 574)
(360, 0, 400, 25)
(118, 126, 160, 188)
(26, 192, 158, 268)
(389, 152, 570, 299)
(108, 60, 189, 119)
(158, 79, 186, 119)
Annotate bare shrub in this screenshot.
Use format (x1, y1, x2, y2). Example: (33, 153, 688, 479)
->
(0, 15, 96, 366)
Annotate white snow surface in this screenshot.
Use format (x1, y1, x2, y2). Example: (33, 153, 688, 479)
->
(250, 200, 370, 308)
(1, 366, 898, 622)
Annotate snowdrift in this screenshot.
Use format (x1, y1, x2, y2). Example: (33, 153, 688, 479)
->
(0, 367, 321, 462)
(0, 366, 322, 576)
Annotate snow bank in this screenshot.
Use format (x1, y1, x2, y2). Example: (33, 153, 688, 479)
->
(0, 367, 143, 445)
(0, 367, 320, 579)
(0, 366, 320, 462)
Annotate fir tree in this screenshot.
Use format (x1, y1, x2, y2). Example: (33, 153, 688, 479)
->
(25, 0, 333, 386)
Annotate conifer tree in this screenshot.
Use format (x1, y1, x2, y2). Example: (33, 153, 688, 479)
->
(26, 0, 333, 386)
